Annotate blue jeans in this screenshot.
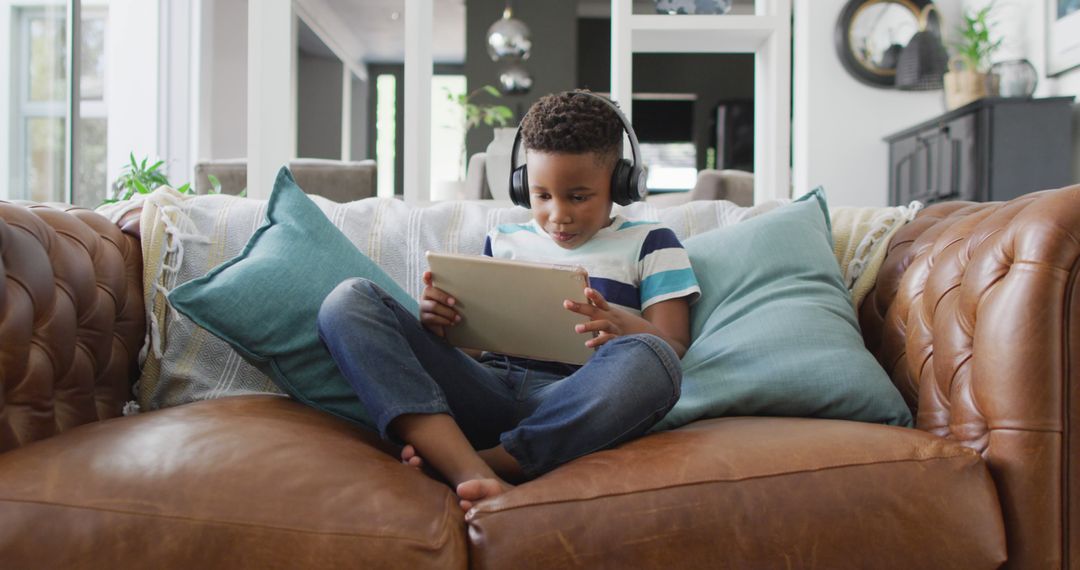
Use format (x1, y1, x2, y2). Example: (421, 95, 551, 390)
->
(317, 278, 682, 478)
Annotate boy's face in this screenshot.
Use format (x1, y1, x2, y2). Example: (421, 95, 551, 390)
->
(526, 151, 615, 249)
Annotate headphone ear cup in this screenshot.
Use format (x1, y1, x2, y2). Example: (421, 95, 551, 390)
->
(628, 165, 647, 203)
(610, 159, 634, 206)
(510, 165, 530, 208)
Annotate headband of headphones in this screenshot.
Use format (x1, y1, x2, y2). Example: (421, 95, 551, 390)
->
(508, 91, 647, 207)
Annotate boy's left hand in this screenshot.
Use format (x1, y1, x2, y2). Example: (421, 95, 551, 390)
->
(563, 288, 633, 349)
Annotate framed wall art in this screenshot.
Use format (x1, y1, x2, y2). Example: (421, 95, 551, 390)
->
(1047, 0, 1080, 76)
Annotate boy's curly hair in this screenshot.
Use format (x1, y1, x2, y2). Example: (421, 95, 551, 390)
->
(519, 90, 623, 167)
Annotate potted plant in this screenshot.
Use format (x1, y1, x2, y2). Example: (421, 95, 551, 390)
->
(944, 2, 1002, 110)
(437, 85, 512, 200)
(100, 153, 225, 207)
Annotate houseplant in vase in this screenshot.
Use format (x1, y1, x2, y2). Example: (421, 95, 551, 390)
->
(944, 2, 1002, 110)
(441, 85, 513, 201)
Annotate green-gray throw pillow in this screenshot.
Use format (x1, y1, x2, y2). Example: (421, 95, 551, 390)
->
(168, 167, 418, 428)
(652, 189, 913, 431)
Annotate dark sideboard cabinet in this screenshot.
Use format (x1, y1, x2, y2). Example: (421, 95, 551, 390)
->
(884, 97, 1075, 206)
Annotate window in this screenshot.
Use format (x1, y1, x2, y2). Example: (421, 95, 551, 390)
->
(633, 98, 698, 192)
(6, 2, 108, 206)
(374, 71, 468, 199)
(431, 74, 465, 185)
(640, 142, 698, 192)
(16, 5, 66, 203)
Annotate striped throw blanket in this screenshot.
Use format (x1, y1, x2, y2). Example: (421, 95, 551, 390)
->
(830, 202, 923, 308)
(97, 189, 916, 413)
(112, 189, 786, 412)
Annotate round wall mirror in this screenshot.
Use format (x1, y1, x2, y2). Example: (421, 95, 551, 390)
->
(835, 0, 935, 88)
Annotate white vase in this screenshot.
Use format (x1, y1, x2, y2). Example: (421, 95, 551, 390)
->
(485, 127, 518, 201)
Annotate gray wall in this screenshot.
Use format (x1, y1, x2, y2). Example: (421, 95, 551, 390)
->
(577, 18, 754, 172)
(464, 0, 579, 159)
(297, 53, 344, 159)
(350, 76, 369, 161)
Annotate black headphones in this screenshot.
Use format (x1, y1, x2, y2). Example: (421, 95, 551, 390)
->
(509, 91, 647, 208)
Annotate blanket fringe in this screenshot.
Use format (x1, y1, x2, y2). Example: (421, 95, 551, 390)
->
(843, 201, 923, 289)
(143, 190, 211, 359)
(122, 400, 141, 416)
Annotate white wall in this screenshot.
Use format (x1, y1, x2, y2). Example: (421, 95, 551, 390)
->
(198, 0, 372, 165)
(200, 0, 248, 160)
(159, 0, 198, 186)
(109, 0, 250, 188)
(794, 0, 1080, 207)
(105, 0, 160, 189)
(793, 0, 964, 207)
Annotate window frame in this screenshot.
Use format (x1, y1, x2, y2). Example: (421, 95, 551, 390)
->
(8, 1, 108, 204)
(14, 6, 68, 200)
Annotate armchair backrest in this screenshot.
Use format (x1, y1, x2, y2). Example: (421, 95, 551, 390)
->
(687, 169, 753, 206)
(193, 158, 377, 202)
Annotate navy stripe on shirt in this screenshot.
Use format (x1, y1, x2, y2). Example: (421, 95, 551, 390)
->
(589, 277, 641, 310)
(483, 236, 493, 257)
(639, 228, 682, 261)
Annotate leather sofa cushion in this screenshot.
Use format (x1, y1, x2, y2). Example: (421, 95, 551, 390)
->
(468, 417, 1007, 569)
(0, 396, 466, 570)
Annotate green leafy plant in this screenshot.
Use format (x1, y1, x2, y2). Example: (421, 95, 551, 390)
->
(447, 85, 514, 180)
(452, 85, 513, 133)
(950, 2, 1002, 73)
(101, 153, 232, 206)
(106, 153, 179, 203)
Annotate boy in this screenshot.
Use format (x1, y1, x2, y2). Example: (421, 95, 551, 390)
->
(317, 90, 699, 511)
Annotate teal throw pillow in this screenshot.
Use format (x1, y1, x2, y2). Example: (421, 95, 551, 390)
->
(168, 167, 418, 428)
(652, 188, 912, 431)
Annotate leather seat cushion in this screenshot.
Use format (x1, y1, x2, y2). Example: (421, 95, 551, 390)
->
(467, 417, 1007, 569)
(0, 395, 466, 570)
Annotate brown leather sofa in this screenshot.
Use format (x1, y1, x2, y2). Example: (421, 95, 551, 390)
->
(1, 187, 1077, 569)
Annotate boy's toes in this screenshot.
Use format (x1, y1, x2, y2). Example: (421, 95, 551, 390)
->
(456, 478, 512, 510)
(400, 445, 424, 469)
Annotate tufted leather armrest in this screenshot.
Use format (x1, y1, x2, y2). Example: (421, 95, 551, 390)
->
(859, 185, 1080, 569)
(0, 201, 144, 453)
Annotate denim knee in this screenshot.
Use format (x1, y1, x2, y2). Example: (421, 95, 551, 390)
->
(604, 333, 682, 404)
(317, 277, 379, 336)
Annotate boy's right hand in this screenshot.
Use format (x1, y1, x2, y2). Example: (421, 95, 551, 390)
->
(420, 270, 461, 338)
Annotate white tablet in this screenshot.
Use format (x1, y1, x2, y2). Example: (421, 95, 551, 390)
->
(425, 251, 594, 365)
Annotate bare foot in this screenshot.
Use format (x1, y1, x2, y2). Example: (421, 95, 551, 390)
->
(456, 478, 514, 511)
(400, 444, 424, 469)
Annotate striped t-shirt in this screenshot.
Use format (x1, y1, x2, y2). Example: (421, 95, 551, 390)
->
(483, 214, 700, 315)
